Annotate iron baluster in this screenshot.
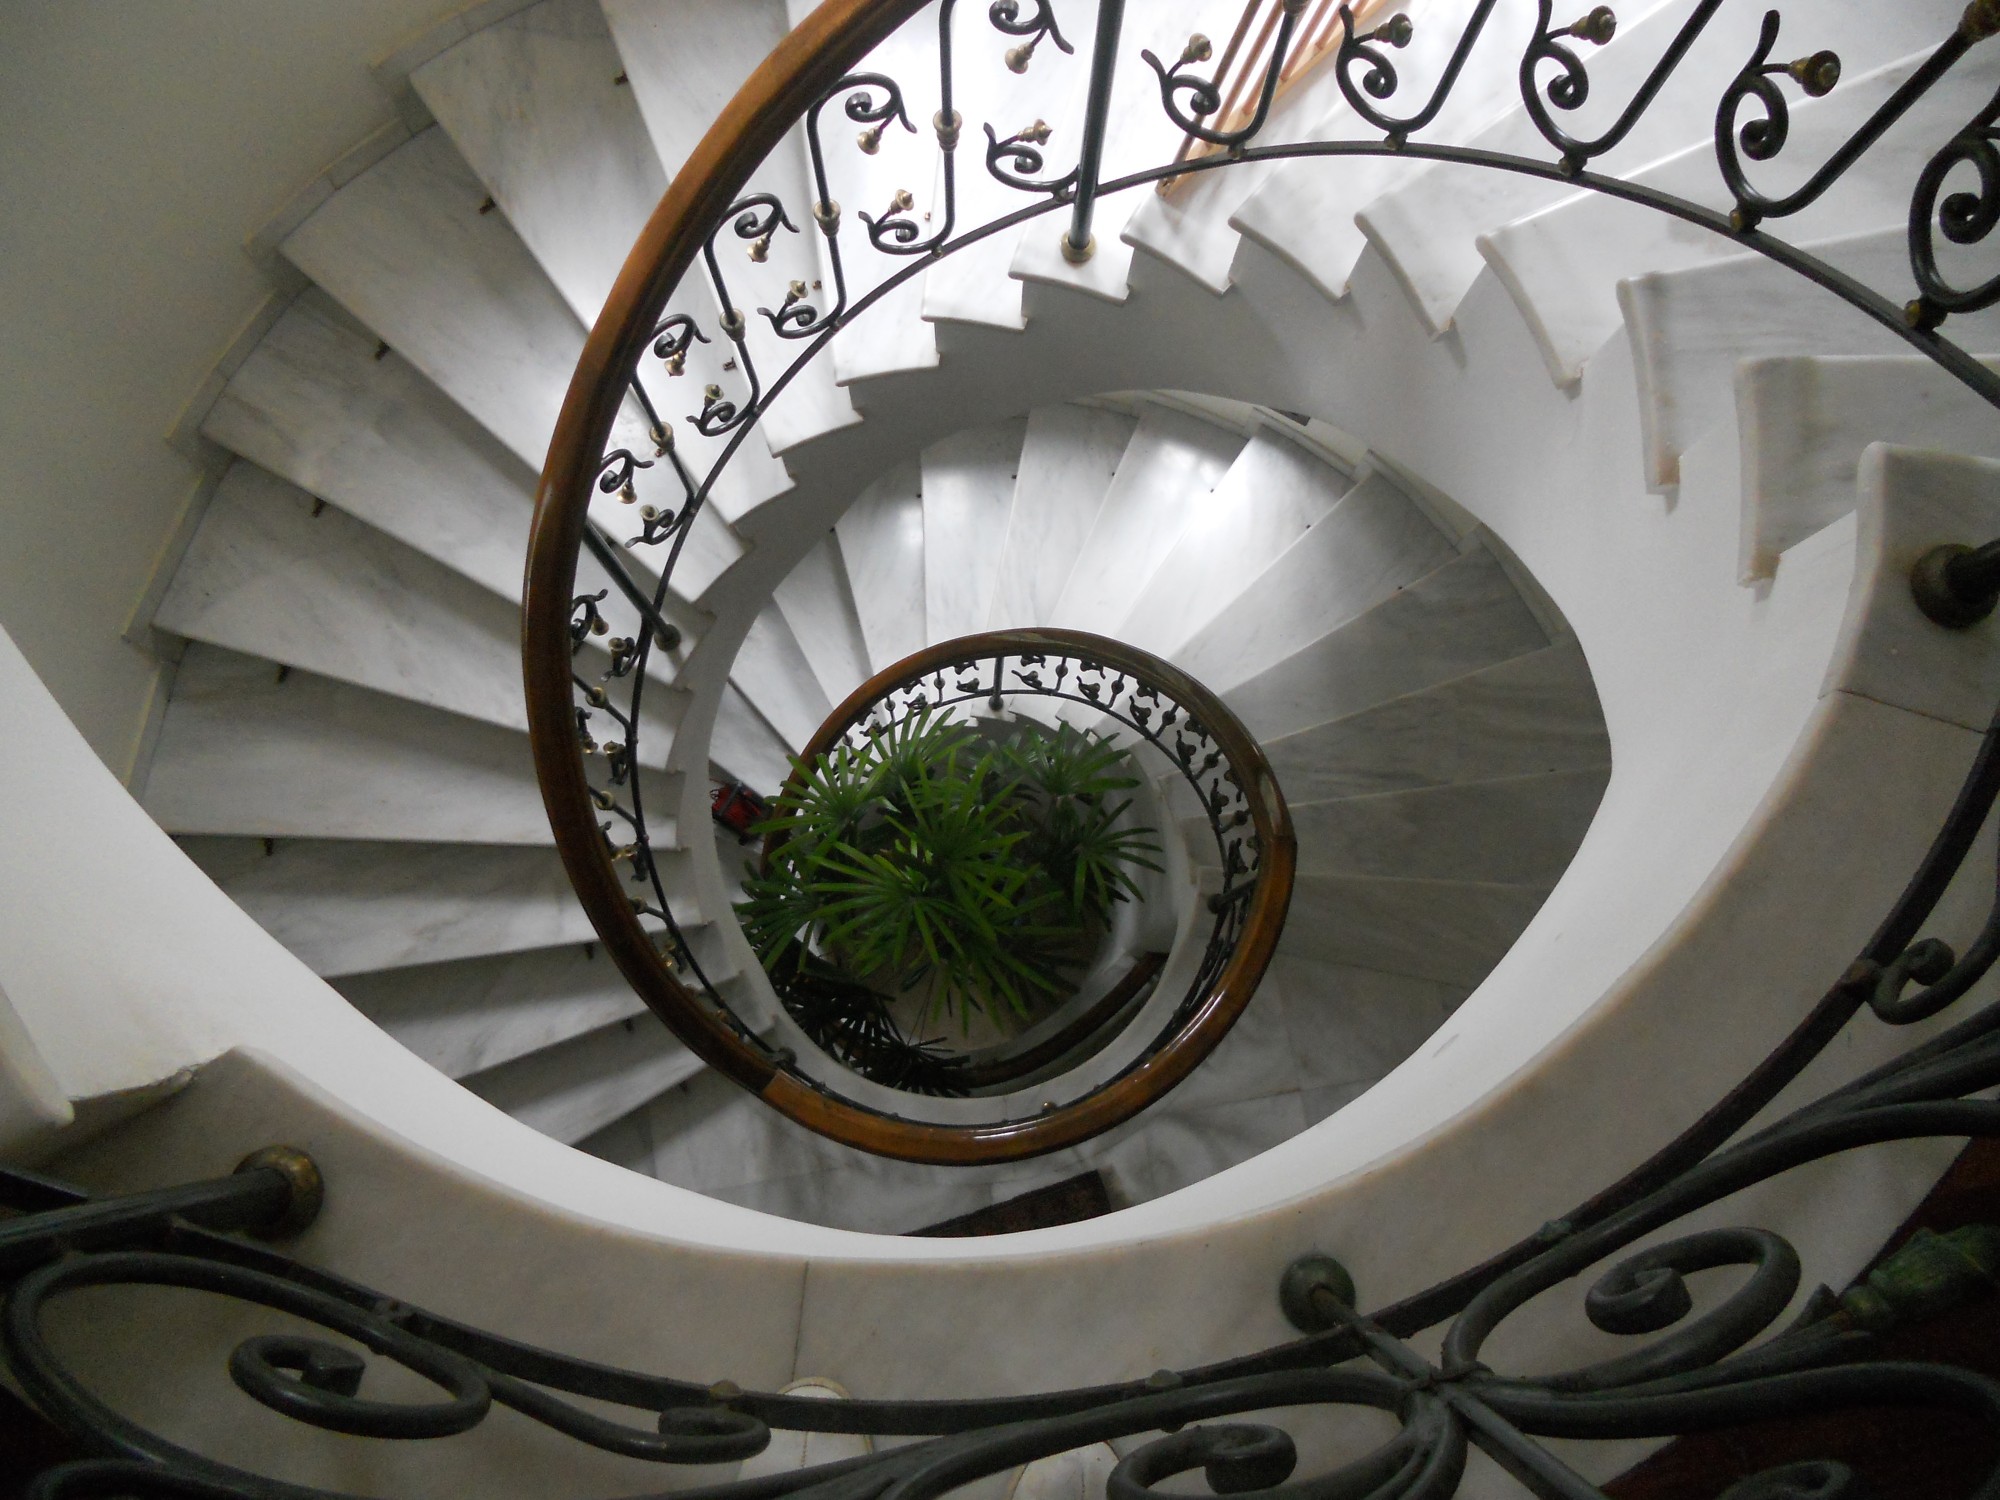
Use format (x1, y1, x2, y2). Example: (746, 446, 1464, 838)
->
(1063, 0, 1127, 263)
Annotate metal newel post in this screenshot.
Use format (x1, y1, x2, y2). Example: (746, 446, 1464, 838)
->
(1064, 0, 1127, 264)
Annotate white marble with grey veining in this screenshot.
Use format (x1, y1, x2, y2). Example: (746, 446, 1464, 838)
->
(922, 418, 1027, 642)
(733, 599, 834, 751)
(1114, 427, 1350, 657)
(774, 533, 875, 708)
(463, 1014, 701, 1144)
(335, 941, 649, 1079)
(600, 0, 789, 184)
(1261, 637, 1609, 804)
(201, 289, 540, 604)
(1621, 228, 2000, 492)
(1738, 354, 2000, 581)
(835, 458, 928, 673)
(1219, 544, 1551, 742)
(178, 835, 596, 977)
(1273, 955, 1466, 1094)
(1281, 873, 1553, 988)
(413, 0, 666, 324)
(1480, 48, 1988, 385)
(1049, 408, 1243, 635)
(1282, 768, 1610, 885)
(985, 404, 1135, 630)
(1170, 472, 1457, 694)
(143, 644, 678, 847)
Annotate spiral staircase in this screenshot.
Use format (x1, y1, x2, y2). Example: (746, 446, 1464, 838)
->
(7, 0, 2000, 1491)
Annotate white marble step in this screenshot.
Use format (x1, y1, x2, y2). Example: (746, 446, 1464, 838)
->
(601, 0, 789, 183)
(1480, 46, 1992, 385)
(1227, 1, 1539, 306)
(1169, 472, 1457, 694)
(1621, 227, 2000, 492)
(1113, 427, 1350, 658)
(179, 835, 596, 977)
(1265, 954, 1468, 1125)
(835, 457, 927, 674)
(734, 599, 834, 751)
(1220, 543, 1552, 743)
(1281, 767, 1610, 885)
(712, 679, 798, 794)
(1282, 872, 1552, 988)
(773, 532, 874, 708)
(334, 942, 649, 1079)
(143, 645, 677, 847)
(1353, 0, 1750, 334)
(985, 404, 1135, 630)
(1262, 637, 1608, 804)
(1007, 0, 1213, 305)
(923, 416, 1028, 642)
(1738, 353, 2000, 581)
(462, 1014, 702, 1145)
(154, 463, 680, 755)
(412, 0, 665, 325)
(1048, 407, 1243, 634)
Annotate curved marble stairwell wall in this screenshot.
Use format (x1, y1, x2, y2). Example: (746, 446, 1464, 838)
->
(6, 0, 2000, 1491)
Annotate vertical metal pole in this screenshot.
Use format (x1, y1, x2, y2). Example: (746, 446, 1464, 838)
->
(1064, 0, 1127, 264)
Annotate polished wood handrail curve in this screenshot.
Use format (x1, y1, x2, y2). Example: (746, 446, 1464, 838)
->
(524, 4, 1295, 1163)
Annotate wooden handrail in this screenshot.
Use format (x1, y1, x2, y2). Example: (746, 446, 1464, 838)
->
(524, 5, 1296, 1164)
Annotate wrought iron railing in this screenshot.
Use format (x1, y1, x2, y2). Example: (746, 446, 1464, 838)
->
(747, 629, 1290, 1124)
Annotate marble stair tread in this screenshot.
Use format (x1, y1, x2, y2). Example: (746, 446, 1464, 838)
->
(733, 600, 835, 751)
(1738, 353, 2000, 582)
(712, 680, 798, 795)
(1048, 407, 1243, 635)
(178, 836, 597, 977)
(1281, 873, 1553, 988)
(922, 417, 1028, 642)
(1227, 2, 1534, 308)
(1261, 637, 1608, 803)
(600, 0, 789, 184)
(1267, 953, 1467, 1101)
(461, 1015, 702, 1145)
(985, 404, 1135, 630)
(835, 457, 927, 674)
(1621, 228, 2000, 492)
(200, 289, 545, 607)
(142, 645, 677, 847)
(1112, 427, 1351, 658)
(1170, 472, 1458, 695)
(1218, 544, 1552, 742)
(411, 0, 666, 325)
(1350, 0, 1746, 335)
(1477, 46, 1988, 386)
(334, 942, 649, 1080)
(772, 532, 874, 708)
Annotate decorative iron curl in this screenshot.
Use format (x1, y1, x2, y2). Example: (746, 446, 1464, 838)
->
(983, 118, 1076, 195)
(1909, 85, 2000, 330)
(1518, 0, 1726, 173)
(1333, 0, 1499, 142)
(648, 313, 709, 375)
(989, 0, 1073, 74)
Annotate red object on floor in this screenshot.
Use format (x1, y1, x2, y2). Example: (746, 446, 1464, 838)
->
(710, 781, 768, 841)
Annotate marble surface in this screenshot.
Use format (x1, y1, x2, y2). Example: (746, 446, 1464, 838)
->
(1283, 767, 1610, 885)
(710, 680, 798, 794)
(201, 288, 542, 604)
(773, 533, 875, 708)
(282, 125, 592, 471)
(178, 835, 596, 977)
(1262, 638, 1609, 803)
(143, 644, 685, 847)
(1620, 228, 2000, 491)
(922, 418, 1028, 643)
(1825, 444, 2000, 735)
(463, 1013, 702, 1144)
(334, 941, 649, 1078)
(599, 0, 788, 182)
(1480, 46, 1987, 385)
(985, 404, 1135, 630)
(732, 600, 834, 752)
(1114, 427, 1351, 658)
(1049, 408, 1243, 635)
(1739, 354, 2000, 581)
(413, 0, 667, 324)
(1272, 956, 1466, 1096)
(1170, 473, 1457, 694)
(835, 458, 928, 673)
(1220, 544, 1551, 742)
(1281, 873, 1552, 988)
